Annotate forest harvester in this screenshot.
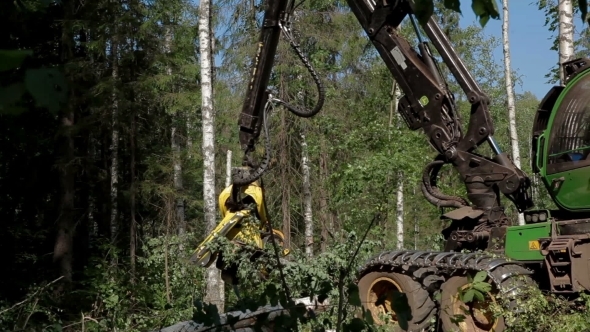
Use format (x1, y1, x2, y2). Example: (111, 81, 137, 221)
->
(189, 0, 590, 330)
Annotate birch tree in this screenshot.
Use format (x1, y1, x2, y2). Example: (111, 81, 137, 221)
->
(501, 0, 525, 225)
(226, 150, 232, 187)
(390, 82, 404, 249)
(111, 33, 120, 245)
(199, 0, 224, 312)
(558, 0, 575, 85)
(301, 131, 313, 257)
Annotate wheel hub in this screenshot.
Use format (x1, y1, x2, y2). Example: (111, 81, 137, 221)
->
(450, 284, 499, 332)
(367, 277, 402, 325)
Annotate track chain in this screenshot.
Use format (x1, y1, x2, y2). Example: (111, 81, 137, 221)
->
(355, 250, 536, 311)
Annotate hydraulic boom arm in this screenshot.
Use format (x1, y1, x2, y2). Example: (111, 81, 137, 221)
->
(345, 0, 534, 241)
(232, 0, 534, 249)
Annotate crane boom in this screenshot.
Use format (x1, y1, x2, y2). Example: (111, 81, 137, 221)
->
(232, 0, 533, 251)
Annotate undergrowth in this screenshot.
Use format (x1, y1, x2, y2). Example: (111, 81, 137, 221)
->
(2, 231, 590, 332)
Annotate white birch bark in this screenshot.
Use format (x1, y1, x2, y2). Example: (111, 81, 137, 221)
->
(501, 0, 525, 226)
(558, 0, 575, 85)
(225, 150, 232, 187)
(391, 82, 404, 249)
(199, 0, 224, 312)
(396, 174, 404, 250)
(110, 37, 119, 244)
(301, 131, 313, 257)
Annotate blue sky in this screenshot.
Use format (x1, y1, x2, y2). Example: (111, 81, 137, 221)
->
(457, 1, 559, 99)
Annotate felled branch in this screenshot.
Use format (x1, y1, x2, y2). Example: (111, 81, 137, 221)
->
(151, 297, 330, 332)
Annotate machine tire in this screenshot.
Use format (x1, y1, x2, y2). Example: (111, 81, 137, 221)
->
(438, 265, 534, 332)
(357, 271, 436, 332)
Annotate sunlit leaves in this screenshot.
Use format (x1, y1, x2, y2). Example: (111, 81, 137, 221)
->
(471, 0, 500, 27)
(415, 0, 501, 27)
(461, 271, 492, 304)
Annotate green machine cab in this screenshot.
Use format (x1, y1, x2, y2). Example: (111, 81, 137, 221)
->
(533, 58, 590, 212)
(501, 58, 590, 294)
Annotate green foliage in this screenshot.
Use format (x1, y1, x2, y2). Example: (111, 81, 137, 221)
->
(499, 287, 590, 331)
(186, 230, 385, 331)
(460, 271, 492, 303)
(0, 49, 32, 71)
(0, 50, 68, 114)
(415, 0, 501, 27)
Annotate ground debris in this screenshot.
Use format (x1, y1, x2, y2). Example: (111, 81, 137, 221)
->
(150, 297, 330, 332)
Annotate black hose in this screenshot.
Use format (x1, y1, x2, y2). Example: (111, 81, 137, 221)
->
(232, 102, 273, 186)
(421, 159, 469, 208)
(421, 182, 464, 208)
(276, 20, 325, 118)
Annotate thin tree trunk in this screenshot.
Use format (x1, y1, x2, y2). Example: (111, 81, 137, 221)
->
(54, 108, 75, 286)
(54, 0, 75, 289)
(165, 199, 172, 303)
(199, 0, 223, 312)
(301, 131, 313, 257)
(396, 175, 404, 250)
(319, 140, 330, 252)
(280, 108, 291, 249)
(89, 130, 97, 238)
(187, 118, 193, 159)
(172, 125, 185, 235)
(130, 107, 137, 280)
(164, 27, 186, 236)
(413, 186, 418, 250)
(502, 0, 525, 226)
(226, 150, 232, 187)
(558, 0, 575, 85)
(110, 36, 119, 246)
(390, 82, 404, 249)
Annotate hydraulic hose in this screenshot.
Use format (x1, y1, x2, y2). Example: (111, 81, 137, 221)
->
(421, 159, 468, 208)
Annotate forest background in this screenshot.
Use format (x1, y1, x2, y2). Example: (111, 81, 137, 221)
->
(1, 0, 590, 331)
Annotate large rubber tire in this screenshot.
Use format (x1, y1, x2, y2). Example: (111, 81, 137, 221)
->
(438, 265, 534, 332)
(358, 271, 436, 332)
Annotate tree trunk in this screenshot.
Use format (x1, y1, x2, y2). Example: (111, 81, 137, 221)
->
(225, 150, 232, 187)
(172, 124, 185, 235)
(396, 174, 404, 250)
(110, 36, 119, 246)
(280, 108, 291, 249)
(501, 0, 525, 226)
(319, 140, 330, 252)
(558, 0, 575, 85)
(54, 0, 75, 287)
(130, 107, 137, 280)
(301, 131, 313, 257)
(54, 112, 75, 286)
(199, 0, 224, 312)
(390, 82, 404, 249)
(187, 117, 193, 159)
(413, 186, 418, 250)
(164, 26, 186, 236)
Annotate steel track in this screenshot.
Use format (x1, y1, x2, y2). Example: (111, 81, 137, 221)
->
(356, 249, 536, 307)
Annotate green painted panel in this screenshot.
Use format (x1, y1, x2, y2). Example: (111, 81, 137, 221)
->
(505, 222, 551, 261)
(545, 168, 590, 210)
